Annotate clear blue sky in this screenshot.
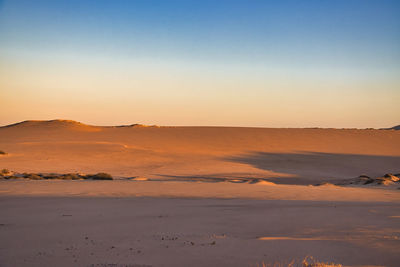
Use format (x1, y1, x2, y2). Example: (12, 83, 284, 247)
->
(1, 0, 399, 127)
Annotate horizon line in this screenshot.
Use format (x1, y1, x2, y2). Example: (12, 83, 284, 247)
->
(0, 119, 398, 130)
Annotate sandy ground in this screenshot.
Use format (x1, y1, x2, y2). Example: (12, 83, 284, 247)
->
(0, 195, 399, 267)
(0, 180, 399, 267)
(0, 120, 399, 266)
(0, 180, 399, 202)
(0, 120, 399, 184)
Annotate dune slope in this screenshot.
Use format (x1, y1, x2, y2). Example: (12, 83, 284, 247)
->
(0, 120, 399, 184)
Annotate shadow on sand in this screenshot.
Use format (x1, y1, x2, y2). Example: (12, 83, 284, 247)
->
(156, 174, 273, 184)
(224, 151, 400, 185)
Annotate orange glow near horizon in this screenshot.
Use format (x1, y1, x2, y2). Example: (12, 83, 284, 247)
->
(1, 56, 399, 128)
(1, 0, 399, 128)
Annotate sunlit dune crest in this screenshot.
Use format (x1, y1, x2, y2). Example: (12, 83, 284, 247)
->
(1, 120, 160, 129)
(4, 119, 89, 128)
(2, 119, 102, 132)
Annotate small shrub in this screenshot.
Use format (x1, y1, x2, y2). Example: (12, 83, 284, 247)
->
(86, 172, 113, 180)
(302, 256, 342, 267)
(6, 172, 113, 180)
(42, 174, 58, 179)
(1, 175, 19, 180)
(60, 173, 83, 180)
(1, 169, 10, 176)
(255, 256, 342, 267)
(23, 173, 43, 180)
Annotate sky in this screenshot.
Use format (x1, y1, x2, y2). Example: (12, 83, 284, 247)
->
(0, 0, 399, 128)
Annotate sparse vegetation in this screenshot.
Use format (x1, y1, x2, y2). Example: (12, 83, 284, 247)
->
(255, 256, 342, 267)
(1, 169, 10, 175)
(86, 172, 113, 180)
(0, 171, 113, 180)
(60, 173, 82, 180)
(0, 150, 6, 155)
(23, 173, 43, 180)
(317, 173, 400, 187)
(302, 256, 342, 267)
(0, 169, 15, 179)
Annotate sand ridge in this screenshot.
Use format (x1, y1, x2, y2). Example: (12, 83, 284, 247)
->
(0, 120, 399, 185)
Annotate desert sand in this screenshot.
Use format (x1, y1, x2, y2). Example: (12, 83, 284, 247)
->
(0, 120, 399, 266)
(0, 120, 399, 184)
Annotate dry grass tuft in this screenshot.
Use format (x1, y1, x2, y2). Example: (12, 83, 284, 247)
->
(255, 256, 342, 267)
(0, 172, 114, 180)
(85, 172, 113, 180)
(1, 169, 10, 175)
(302, 256, 342, 267)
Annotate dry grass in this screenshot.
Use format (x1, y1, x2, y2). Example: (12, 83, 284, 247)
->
(1, 169, 10, 175)
(255, 256, 342, 267)
(0, 172, 113, 180)
(302, 256, 342, 267)
(85, 172, 113, 180)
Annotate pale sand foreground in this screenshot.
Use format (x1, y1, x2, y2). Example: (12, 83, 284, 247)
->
(0, 180, 399, 267)
(0, 194, 399, 267)
(0, 180, 400, 202)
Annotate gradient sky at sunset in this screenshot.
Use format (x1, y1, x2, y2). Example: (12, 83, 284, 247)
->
(1, 0, 399, 128)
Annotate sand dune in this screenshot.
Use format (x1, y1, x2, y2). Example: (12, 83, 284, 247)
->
(1, 120, 399, 184)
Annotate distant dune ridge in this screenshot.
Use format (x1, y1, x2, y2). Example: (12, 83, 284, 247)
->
(384, 125, 400, 130)
(2, 119, 399, 129)
(3, 119, 91, 128)
(2, 119, 156, 129)
(0, 119, 399, 185)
